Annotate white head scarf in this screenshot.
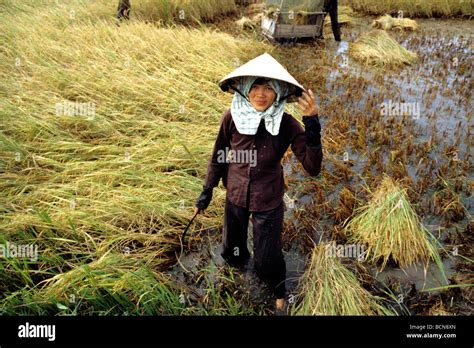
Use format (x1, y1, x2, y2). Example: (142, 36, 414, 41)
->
(230, 76, 289, 136)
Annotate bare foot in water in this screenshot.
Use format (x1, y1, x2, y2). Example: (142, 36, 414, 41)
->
(276, 298, 285, 311)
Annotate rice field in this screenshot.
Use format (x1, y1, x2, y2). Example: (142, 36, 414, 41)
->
(342, 0, 472, 18)
(0, 0, 267, 315)
(1, 0, 472, 317)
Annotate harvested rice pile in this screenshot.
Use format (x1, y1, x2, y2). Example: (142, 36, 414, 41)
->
(372, 14, 418, 31)
(294, 243, 394, 315)
(235, 16, 257, 29)
(349, 29, 418, 67)
(325, 6, 357, 27)
(265, 0, 324, 24)
(344, 176, 445, 272)
(235, 13, 264, 29)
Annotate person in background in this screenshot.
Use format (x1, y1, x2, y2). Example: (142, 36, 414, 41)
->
(117, 0, 131, 20)
(324, 0, 341, 41)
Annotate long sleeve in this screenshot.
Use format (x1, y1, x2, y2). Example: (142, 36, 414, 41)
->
(203, 111, 232, 189)
(289, 115, 323, 177)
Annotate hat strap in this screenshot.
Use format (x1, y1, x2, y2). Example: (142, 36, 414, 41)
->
(229, 86, 250, 102)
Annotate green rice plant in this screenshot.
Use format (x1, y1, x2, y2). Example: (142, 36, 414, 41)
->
(349, 29, 418, 67)
(42, 253, 181, 315)
(421, 283, 474, 292)
(379, 284, 411, 315)
(1, 253, 184, 315)
(344, 176, 446, 278)
(294, 243, 394, 315)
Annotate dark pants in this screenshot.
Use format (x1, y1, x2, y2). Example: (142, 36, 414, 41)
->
(324, 0, 341, 41)
(221, 197, 286, 299)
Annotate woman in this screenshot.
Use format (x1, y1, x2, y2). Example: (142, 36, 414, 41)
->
(194, 53, 323, 313)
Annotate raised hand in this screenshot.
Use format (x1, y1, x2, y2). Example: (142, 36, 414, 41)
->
(298, 89, 319, 117)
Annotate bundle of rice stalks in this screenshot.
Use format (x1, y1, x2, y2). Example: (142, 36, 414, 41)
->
(235, 16, 258, 29)
(349, 29, 418, 67)
(344, 176, 445, 273)
(294, 243, 394, 315)
(247, 2, 265, 15)
(324, 6, 357, 27)
(372, 14, 418, 31)
(265, 0, 325, 24)
(266, 0, 324, 13)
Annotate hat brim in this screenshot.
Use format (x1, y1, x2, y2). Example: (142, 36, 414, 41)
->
(219, 76, 304, 103)
(218, 53, 306, 103)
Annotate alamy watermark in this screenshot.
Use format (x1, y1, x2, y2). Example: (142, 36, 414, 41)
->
(0, 242, 38, 261)
(217, 147, 257, 168)
(55, 101, 95, 118)
(380, 100, 420, 120)
(325, 242, 366, 261)
(18, 322, 55, 342)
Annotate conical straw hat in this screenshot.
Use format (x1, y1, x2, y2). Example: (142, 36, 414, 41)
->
(219, 52, 305, 103)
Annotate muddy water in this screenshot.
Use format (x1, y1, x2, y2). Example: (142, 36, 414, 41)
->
(168, 17, 473, 314)
(281, 17, 472, 314)
(168, 220, 306, 311)
(373, 258, 456, 292)
(326, 24, 472, 144)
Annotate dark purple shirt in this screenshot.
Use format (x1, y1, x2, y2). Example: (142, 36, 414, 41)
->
(204, 109, 323, 212)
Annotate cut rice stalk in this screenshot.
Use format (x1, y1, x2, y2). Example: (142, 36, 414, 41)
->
(294, 243, 394, 315)
(349, 29, 418, 67)
(372, 14, 418, 31)
(344, 176, 446, 278)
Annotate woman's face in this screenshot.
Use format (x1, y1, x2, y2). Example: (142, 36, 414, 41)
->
(248, 80, 277, 112)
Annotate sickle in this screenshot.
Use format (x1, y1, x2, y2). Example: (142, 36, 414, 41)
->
(181, 209, 200, 245)
(175, 209, 201, 274)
